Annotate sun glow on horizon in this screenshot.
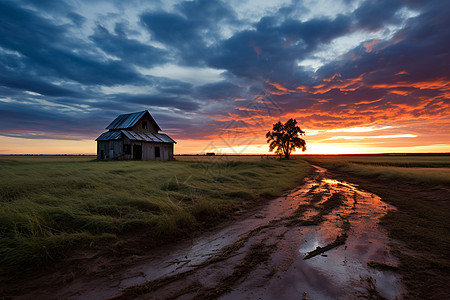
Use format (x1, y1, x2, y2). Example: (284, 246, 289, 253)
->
(325, 134, 417, 140)
(328, 126, 393, 133)
(1, 119, 449, 156)
(0, 135, 449, 156)
(0, 136, 96, 155)
(174, 141, 450, 155)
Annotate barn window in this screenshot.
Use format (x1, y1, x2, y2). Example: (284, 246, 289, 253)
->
(142, 121, 148, 129)
(155, 146, 160, 158)
(123, 144, 131, 154)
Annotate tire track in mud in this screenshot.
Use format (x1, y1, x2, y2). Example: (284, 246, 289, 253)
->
(108, 166, 405, 300)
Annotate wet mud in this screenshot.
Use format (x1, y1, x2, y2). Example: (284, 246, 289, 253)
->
(13, 166, 405, 299)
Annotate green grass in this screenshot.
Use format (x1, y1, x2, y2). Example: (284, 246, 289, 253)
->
(304, 155, 450, 299)
(0, 155, 312, 274)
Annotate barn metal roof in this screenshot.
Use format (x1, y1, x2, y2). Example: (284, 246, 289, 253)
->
(121, 130, 176, 143)
(105, 110, 161, 131)
(96, 130, 122, 141)
(96, 130, 176, 143)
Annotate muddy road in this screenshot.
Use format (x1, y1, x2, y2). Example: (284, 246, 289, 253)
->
(15, 166, 405, 299)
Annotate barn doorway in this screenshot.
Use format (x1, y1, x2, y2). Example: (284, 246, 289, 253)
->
(133, 145, 142, 160)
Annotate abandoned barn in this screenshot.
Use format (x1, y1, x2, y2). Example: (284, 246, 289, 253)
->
(96, 110, 176, 160)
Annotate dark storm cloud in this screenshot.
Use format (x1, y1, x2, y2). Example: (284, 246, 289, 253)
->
(207, 12, 352, 86)
(0, 0, 448, 144)
(194, 81, 247, 100)
(0, 1, 144, 85)
(317, 0, 450, 87)
(353, 0, 403, 31)
(0, 49, 86, 98)
(140, 0, 236, 65)
(175, 0, 235, 24)
(0, 101, 106, 139)
(110, 94, 201, 112)
(67, 12, 87, 27)
(0, 75, 85, 98)
(90, 25, 169, 67)
(141, 12, 198, 45)
(279, 14, 352, 49)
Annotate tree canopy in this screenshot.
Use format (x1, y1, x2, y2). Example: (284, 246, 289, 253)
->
(266, 119, 306, 159)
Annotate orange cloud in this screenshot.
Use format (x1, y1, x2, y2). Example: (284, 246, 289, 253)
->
(388, 89, 412, 96)
(395, 70, 408, 75)
(296, 85, 310, 93)
(372, 78, 450, 90)
(266, 80, 297, 95)
(310, 73, 366, 94)
(354, 98, 383, 105)
(183, 74, 450, 155)
(323, 73, 342, 82)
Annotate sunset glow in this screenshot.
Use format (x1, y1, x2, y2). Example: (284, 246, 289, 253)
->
(0, 1, 449, 155)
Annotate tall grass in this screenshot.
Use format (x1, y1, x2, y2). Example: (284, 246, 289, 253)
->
(0, 156, 312, 274)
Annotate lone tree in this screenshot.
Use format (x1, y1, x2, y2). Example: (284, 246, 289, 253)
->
(266, 118, 306, 159)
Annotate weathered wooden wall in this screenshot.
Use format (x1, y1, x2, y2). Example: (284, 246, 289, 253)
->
(98, 139, 173, 161)
(139, 142, 173, 161)
(97, 140, 124, 160)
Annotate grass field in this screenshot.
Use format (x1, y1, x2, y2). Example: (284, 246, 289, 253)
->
(0, 155, 312, 275)
(303, 155, 450, 299)
(1, 154, 448, 298)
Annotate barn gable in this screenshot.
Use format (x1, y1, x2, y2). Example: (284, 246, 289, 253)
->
(106, 110, 161, 133)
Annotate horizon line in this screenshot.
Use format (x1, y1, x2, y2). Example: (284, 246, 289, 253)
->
(1, 152, 449, 156)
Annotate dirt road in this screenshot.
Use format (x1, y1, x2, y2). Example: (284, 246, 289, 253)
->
(14, 166, 405, 299)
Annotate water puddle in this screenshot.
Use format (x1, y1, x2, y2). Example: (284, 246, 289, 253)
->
(18, 166, 405, 299)
(224, 166, 404, 299)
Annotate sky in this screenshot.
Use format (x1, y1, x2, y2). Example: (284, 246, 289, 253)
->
(0, 0, 449, 155)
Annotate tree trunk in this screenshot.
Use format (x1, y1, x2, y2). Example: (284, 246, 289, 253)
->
(285, 141, 290, 159)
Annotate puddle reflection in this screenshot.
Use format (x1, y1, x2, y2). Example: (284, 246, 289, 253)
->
(291, 166, 403, 299)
